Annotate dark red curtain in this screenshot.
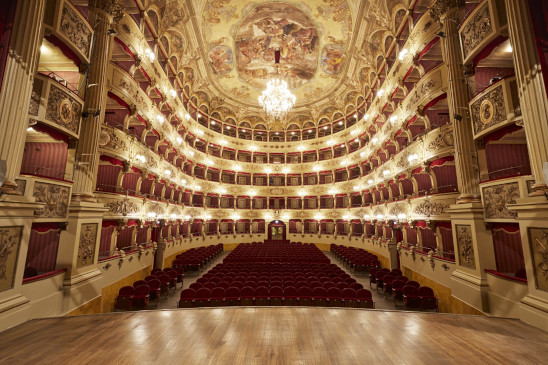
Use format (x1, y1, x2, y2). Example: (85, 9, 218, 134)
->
(99, 225, 116, 254)
(140, 178, 154, 195)
(438, 224, 454, 257)
(122, 172, 140, 194)
(96, 164, 121, 192)
(414, 173, 432, 195)
(419, 227, 437, 251)
(20, 142, 68, 179)
(405, 225, 417, 245)
(136, 226, 148, 244)
(431, 164, 458, 193)
(116, 226, 134, 250)
(492, 224, 525, 274)
(26, 226, 60, 272)
(485, 143, 531, 180)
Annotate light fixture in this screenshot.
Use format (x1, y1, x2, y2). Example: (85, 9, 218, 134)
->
(234, 164, 242, 171)
(147, 212, 157, 219)
(408, 153, 418, 162)
(211, 121, 216, 125)
(340, 160, 348, 166)
(188, 150, 195, 156)
(383, 169, 390, 176)
(258, 78, 296, 120)
(353, 185, 359, 191)
(314, 213, 323, 220)
(327, 139, 335, 146)
(185, 113, 191, 120)
(397, 213, 407, 220)
(226, 126, 231, 130)
(505, 44, 513, 53)
(291, 131, 295, 135)
(233, 214, 241, 220)
(196, 130, 204, 136)
(26, 127, 34, 132)
(308, 130, 313, 133)
(265, 213, 273, 221)
(164, 169, 171, 175)
(170, 214, 177, 220)
(298, 190, 305, 197)
(398, 48, 409, 60)
(360, 152, 366, 157)
(265, 167, 272, 174)
(176, 137, 183, 144)
(313, 165, 321, 172)
(145, 48, 155, 62)
(354, 138, 359, 143)
(197, 113, 202, 119)
(219, 187, 227, 194)
(363, 214, 370, 220)
(377, 89, 385, 97)
(220, 139, 228, 146)
(250, 145, 258, 151)
(390, 115, 397, 124)
(364, 114, 370, 120)
(338, 121, 343, 125)
(371, 137, 379, 144)
(136, 154, 146, 163)
(367, 179, 373, 184)
(181, 179, 187, 184)
(376, 214, 383, 220)
(354, 113, 358, 118)
(194, 185, 201, 191)
(328, 188, 336, 195)
(282, 167, 290, 174)
(275, 132, 279, 135)
(351, 130, 358, 135)
(205, 159, 213, 166)
(249, 190, 256, 196)
(205, 214, 212, 220)
(297, 145, 305, 151)
(282, 213, 290, 220)
(170, 89, 177, 98)
(157, 114, 165, 123)
(242, 129, 246, 132)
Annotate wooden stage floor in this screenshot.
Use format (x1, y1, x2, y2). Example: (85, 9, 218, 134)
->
(0, 307, 546, 364)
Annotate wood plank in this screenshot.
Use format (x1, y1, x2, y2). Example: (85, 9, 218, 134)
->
(0, 308, 546, 364)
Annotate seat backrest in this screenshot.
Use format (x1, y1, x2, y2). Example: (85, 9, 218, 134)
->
(341, 288, 356, 299)
(336, 282, 348, 290)
(299, 286, 313, 296)
(327, 287, 342, 297)
(403, 285, 419, 295)
(119, 286, 134, 296)
(383, 275, 395, 284)
(350, 282, 364, 290)
(269, 286, 283, 296)
(148, 279, 161, 289)
(225, 287, 240, 297)
(195, 287, 211, 298)
(418, 286, 434, 297)
(356, 289, 372, 300)
(168, 271, 178, 279)
(312, 287, 327, 296)
(180, 288, 196, 299)
(284, 286, 297, 296)
(369, 268, 378, 276)
(406, 280, 420, 288)
(159, 274, 170, 283)
(135, 285, 150, 295)
(240, 286, 254, 296)
(204, 282, 217, 290)
(133, 280, 148, 288)
(254, 286, 269, 295)
(189, 282, 202, 290)
(375, 271, 386, 280)
(211, 287, 226, 298)
(392, 279, 405, 289)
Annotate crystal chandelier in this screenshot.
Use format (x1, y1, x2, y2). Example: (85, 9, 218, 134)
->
(258, 78, 296, 120)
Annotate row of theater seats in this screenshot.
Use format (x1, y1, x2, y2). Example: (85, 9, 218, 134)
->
(331, 244, 439, 311)
(173, 244, 224, 273)
(177, 242, 375, 308)
(114, 245, 223, 311)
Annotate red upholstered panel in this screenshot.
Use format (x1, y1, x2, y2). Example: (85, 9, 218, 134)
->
(473, 68, 514, 94)
(171, 224, 177, 236)
(414, 173, 432, 195)
(373, 190, 382, 202)
(96, 164, 122, 192)
(492, 224, 525, 273)
(385, 226, 393, 240)
(153, 182, 165, 198)
(380, 187, 390, 200)
(145, 135, 158, 148)
(122, 173, 140, 194)
(439, 226, 455, 257)
(140, 178, 154, 195)
(425, 109, 451, 129)
(164, 186, 173, 200)
(117, 226, 134, 250)
(405, 225, 417, 245)
(161, 225, 170, 238)
(419, 227, 437, 251)
(99, 225, 116, 254)
(485, 144, 531, 180)
(26, 228, 60, 272)
(401, 179, 413, 196)
(363, 192, 373, 204)
(104, 109, 128, 129)
(432, 164, 458, 193)
(390, 183, 400, 199)
(136, 226, 148, 244)
(20, 142, 68, 179)
(408, 124, 425, 139)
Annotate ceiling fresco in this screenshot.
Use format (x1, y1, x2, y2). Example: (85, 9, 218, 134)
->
(200, 0, 353, 108)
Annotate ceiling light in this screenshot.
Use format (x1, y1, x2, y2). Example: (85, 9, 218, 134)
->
(364, 114, 370, 120)
(323, 126, 328, 130)
(354, 138, 359, 143)
(308, 130, 313, 133)
(176, 137, 183, 144)
(196, 130, 204, 136)
(291, 131, 295, 135)
(164, 169, 171, 175)
(340, 160, 348, 166)
(353, 185, 359, 191)
(313, 165, 321, 172)
(170, 89, 177, 98)
(314, 213, 323, 220)
(360, 152, 366, 157)
(220, 139, 228, 146)
(211, 121, 215, 125)
(233, 214, 241, 220)
(390, 115, 397, 124)
(363, 214, 370, 220)
(327, 139, 335, 146)
(367, 179, 373, 184)
(226, 126, 231, 130)
(354, 113, 358, 118)
(282, 167, 289, 174)
(181, 179, 187, 184)
(147, 212, 157, 219)
(371, 137, 378, 144)
(275, 132, 279, 135)
(377, 89, 384, 97)
(185, 113, 190, 120)
(338, 121, 343, 125)
(351, 130, 358, 135)
(265, 167, 272, 174)
(258, 78, 296, 120)
(234, 164, 242, 171)
(298, 190, 305, 197)
(505, 44, 513, 53)
(383, 169, 390, 176)
(297, 145, 305, 151)
(398, 49, 409, 60)
(242, 129, 246, 132)
(250, 145, 258, 151)
(156, 114, 165, 123)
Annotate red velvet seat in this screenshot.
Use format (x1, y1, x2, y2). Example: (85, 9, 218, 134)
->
(342, 288, 358, 308)
(240, 286, 254, 306)
(356, 289, 375, 309)
(254, 286, 269, 306)
(418, 286, 438, 312)
(178, 288, 195, 308)
(203, 282, 217, 290)
(383, 274, 395, 299)
(158, 274, 171, 298)
(224, 287, 240, 306)
(327, 287, 343, 307)
(210, 287, 226, 307)
(167, 270, 178, 291)
(147, 279, 161, 305)
(312, 287, 328, 307)
(133, 280, 148, 288)
(298, 287, 313, 306)
(269, 286, 284, 306)
(350, 282, 364, 291)
(194, 288, 211, 307)
(392, 279, 405, 304)
(189, 282, 202, 291)
(369, 268, 378, 288)
(403, 285, 420, 310)
(375, 271, 386, 292)
(283, 286, 298, 306)
(132, 285, 150, 310)
(405, 280, 420, 288)
(114, 286, 134, 311)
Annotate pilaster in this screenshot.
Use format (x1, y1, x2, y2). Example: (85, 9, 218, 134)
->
(0, 0, 46, 193)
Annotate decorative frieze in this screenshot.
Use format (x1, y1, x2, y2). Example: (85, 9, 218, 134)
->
(470, 84, 506, 135)
(99, 126, 127, 150)
(28, 78, 44, 116)
(60, 1, 92, 58)
(529, 228, 548, 292)
(482, 182, 519, 219)
(77, 223, 98, 267)
(105, 198, 141, 216)
(0, 226, 23, 292)
(456, 224, 476, 270)
(413, 200, 448, 217)
(427, 129, 454, 152)
(460, 2, 492, 60)
(45, 84, 82, 135)
(33, 182, 70, 218)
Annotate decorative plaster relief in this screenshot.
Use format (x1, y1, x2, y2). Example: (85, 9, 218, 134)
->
(0, 227, 22, 292)
(60, 1, 92, 58)
(460, 2, 492, 59)
(45, 84, 82, 135)
(483, 182, 519, 219)
(33, 182, 70, 218)
(77, 223, 98, 267)
(529, 228, 548, 292)
(470, 84, 506, 135)
(456, 224, 476, 270)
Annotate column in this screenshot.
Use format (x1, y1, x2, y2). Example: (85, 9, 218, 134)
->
(0, 0, 46, 193)
(505, 0, 548, 194)
(441, 8, 481, 203)
(71, 4, 117, 202)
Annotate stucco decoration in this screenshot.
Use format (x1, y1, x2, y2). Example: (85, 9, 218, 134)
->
(456, 224, 476, 270)
(529, 228, 548, 292)
(0, 227, 23, 292)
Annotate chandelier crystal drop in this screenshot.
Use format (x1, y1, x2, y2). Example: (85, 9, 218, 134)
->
(258, 78, 296, 120)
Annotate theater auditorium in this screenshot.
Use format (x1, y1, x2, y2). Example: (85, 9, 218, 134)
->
(0, 0, 547, 363)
